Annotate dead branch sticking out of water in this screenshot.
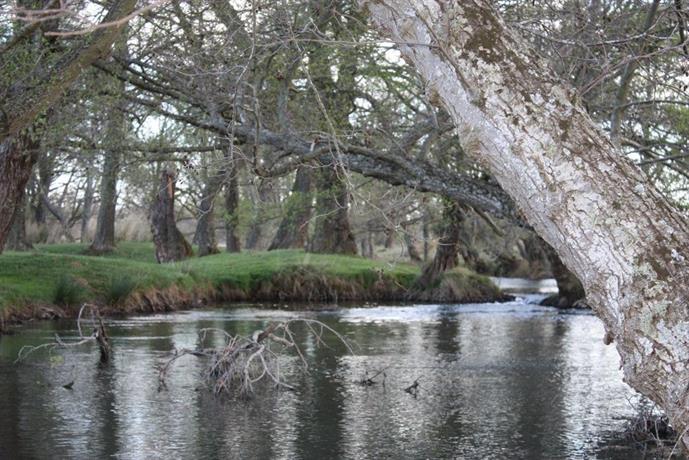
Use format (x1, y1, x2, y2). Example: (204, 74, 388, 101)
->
(404, 377, 421, 397)
(158, 319, 354, 397)
(357, 368, 387, 387)
(15, 303, 111, 363)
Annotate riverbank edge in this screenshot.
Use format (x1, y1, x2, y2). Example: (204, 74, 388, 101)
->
(0, 248, 512, 331)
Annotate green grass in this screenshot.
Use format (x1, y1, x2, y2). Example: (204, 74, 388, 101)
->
(0, 243, 420, 311)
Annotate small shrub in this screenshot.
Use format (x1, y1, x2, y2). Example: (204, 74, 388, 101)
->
(105, 275, 137, 305)
(53, 275, 85, 306)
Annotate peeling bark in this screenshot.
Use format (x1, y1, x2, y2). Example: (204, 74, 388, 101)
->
(364, 0, 689, 448)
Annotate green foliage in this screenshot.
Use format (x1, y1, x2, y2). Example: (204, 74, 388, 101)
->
(53, 275, 85, 306)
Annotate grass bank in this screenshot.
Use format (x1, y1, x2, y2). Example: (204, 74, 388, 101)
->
(0, 243, 506, 326)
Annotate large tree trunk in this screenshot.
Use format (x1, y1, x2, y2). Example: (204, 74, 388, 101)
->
(150, 169, 192, 263)
(268, 166, 313, 250)
(415, 200, 463, 289)
(364, 0, 689, 449)
(0, 135, 39, 253)
(6, 192, 33, 251)
(89, 148, 121, 254)
(245, 177, 273, 250)
(308, 161, 357, 255)
(89, 76, 128, 254)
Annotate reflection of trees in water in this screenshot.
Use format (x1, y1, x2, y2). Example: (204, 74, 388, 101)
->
(93, 364, 119, 457)
(431, 307, 461, 357)
(0, 310, 642, 458)
(0, 363, 21, 458)
(294, 323, 347, 459)
(417, 315, 569, 457)
(502, 318, 569, 457)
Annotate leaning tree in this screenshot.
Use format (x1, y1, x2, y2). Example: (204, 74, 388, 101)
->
(363, 0, 689, 450)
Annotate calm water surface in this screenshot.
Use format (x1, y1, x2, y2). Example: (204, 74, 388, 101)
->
(0, 295, 650, 459)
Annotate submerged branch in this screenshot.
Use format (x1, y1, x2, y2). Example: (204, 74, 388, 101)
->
(15, 303, 111, 364)
(158, 319, 354, 397)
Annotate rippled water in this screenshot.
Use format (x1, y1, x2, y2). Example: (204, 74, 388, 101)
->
(0, 296, 650, 459)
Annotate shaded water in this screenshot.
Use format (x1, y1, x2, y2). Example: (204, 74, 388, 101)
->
(0, 296, 649, 459)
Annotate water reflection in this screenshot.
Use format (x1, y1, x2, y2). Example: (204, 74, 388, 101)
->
(0, 298, 647, 458)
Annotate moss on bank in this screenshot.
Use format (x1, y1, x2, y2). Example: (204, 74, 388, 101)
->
(0, 243, 506, 325)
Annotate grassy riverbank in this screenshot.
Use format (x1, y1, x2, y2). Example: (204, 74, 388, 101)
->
(0, 242, 504, 325)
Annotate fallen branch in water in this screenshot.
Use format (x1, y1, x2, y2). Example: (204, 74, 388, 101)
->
(357, 367, 387, 387)
(404, 377, 421, 397)
(158, 319, 354, 397)
(15, 303, 111, 363)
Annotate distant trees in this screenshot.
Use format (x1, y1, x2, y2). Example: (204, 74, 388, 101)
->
(3, 0, 689, 293)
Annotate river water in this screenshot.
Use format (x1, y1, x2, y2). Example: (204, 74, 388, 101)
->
(0, 293, 653, 459)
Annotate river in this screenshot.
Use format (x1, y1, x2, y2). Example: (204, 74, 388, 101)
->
(0, 291, 655, 459)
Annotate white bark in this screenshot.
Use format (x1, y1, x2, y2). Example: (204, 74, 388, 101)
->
(362, 0, 689, 447)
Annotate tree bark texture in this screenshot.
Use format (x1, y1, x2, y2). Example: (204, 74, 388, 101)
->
(363, 0, 689, 448)
(308, 161, 357, 255)
(150, 169, 193, 263)
(6, 191, 32, 251)
(0, 135, 39, 252)
(268, 166, 313, 250)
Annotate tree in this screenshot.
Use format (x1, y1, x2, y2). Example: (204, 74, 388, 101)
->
(89, 80, 128, 254)
(308, 161, 358, 255)
(223, 151, 241, 253)
(268, 166, 313, 250)
(414, 200, 464, 289)
(363, 0, 689, 449)
(0, 0, 138, 252)
(150, 169, 192, 263)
